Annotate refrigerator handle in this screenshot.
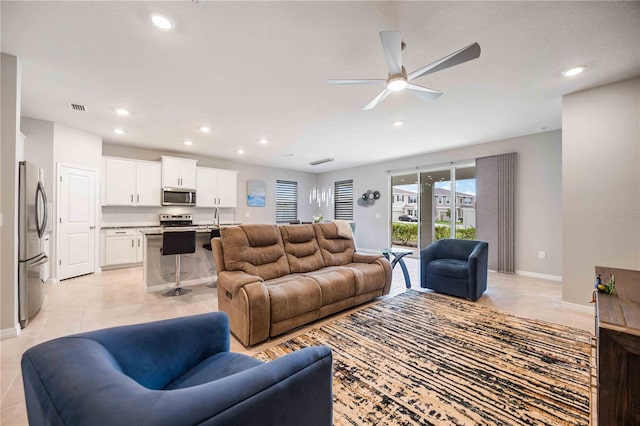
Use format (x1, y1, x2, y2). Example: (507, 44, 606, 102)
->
(35, 181, 48, 239)
(31, 255, 49, 267)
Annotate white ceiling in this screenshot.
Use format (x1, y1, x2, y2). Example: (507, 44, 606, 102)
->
(2, 1, 639, 173)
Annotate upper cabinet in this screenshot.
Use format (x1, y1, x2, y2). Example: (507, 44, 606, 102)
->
(161, 156, 197, 189)
(196, 166, 237, 208)
(103, 157, 161, 206)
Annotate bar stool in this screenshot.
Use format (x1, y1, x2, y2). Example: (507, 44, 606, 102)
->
(162, 230, 196, 297)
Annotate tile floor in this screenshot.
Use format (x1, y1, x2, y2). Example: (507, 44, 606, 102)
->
(0, 258, 595, 425)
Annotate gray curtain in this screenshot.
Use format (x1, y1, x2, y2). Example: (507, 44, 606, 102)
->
(476, 153, 516, 273)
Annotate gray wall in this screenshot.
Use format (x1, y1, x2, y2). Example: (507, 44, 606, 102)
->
(317, 131, 563, 277)
(562, 77, 640, 305)
(102, 144, 318, 224)
(1, 53, 22, 335)
(21, 118, 54, 206)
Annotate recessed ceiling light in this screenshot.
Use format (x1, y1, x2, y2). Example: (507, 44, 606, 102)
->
(184, 140, 193, 146)
(115, 108, 129, 116)
(393, 121, 403, 127)
(237, 149, 244, 155)
(562, 66, 585, 77)
(283, 153, 294, 157)
(259, 138, 268, 145)
(200, 126, 210, 133)
(113, 129, 125, 135)
(400, 179, 405, 182)
(151, 14, 174, 30)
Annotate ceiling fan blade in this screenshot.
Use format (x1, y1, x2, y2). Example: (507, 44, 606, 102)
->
(327, 79, 386, 85)
(379, 31, 403, 75)
(363, 88, 391, 110)
(408, 42, 481, 81)
(407, 84, 443, 102)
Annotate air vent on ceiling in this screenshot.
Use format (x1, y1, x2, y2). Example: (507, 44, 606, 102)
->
(68, 103, 87, 112)
(309, 158, 335, 166)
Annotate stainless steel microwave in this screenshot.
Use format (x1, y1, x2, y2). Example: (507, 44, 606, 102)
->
(162, 188, 196, 206)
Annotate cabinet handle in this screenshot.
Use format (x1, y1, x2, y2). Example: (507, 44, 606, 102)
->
(137, 194, 139, 203)
(131, 194, 133, 202)
(115, 231, 126, 234)
(131, 239, 134, 248)
(138, 239, 140, 247)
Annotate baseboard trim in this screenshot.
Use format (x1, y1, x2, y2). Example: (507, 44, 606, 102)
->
(1, 324, 21, 340)
(515, 270, 562, 282)
(561, 301, 595, 313)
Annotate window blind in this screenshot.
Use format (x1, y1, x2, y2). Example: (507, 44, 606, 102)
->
(334, 179, 353, 220)
(276, 180, 298, 223)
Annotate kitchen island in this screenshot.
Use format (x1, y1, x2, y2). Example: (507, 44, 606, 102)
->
(140, 227, 221, 293)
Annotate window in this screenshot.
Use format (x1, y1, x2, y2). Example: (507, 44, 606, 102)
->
(276, 180, 297, 223)
(334, 179, 353, 220)
(438, 196, 443, 205)
(445, 197, 450, 205)
(408, 196, 417, 204)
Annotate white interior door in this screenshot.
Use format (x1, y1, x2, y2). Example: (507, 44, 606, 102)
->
(58, 165, 96, 280)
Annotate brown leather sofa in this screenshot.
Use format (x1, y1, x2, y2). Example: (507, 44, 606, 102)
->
(212, 223, 392, 346)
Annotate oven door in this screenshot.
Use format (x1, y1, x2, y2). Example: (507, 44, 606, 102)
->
(162, 189, 196, 206)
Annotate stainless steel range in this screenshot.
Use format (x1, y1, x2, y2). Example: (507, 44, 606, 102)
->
(159, 214, 193, 228)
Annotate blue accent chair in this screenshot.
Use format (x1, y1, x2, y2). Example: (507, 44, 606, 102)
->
(420, 239, 489, 301)
(21, 313, 333, 426)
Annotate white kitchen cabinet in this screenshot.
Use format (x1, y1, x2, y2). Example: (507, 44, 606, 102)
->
(217, 169, 237, 207)
(104, 229, 137, 266)
(103, 157, 161, 206)
(196, 166, 237, 208)
(136, 230, 144, 262)
(104, 158, 135, 205)
(162, 156, 197, 189)
(135, 161, 161, 206)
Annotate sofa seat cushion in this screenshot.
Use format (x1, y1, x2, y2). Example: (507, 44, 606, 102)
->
(164, 352, 263, 390)
(303, 268, 356, 306)
(345, 263, 386, 295)
(427, 259, 469, 280)
(266, 276, 322, 323)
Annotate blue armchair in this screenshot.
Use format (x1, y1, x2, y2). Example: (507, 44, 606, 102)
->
(420, 239, 489, 301)
(21, 313, 333, 426)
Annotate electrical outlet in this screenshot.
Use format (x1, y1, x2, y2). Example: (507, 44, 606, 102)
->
(538, 250, 546, 259)
(375, 213, 381, 219)
(244, 212, 250, 218)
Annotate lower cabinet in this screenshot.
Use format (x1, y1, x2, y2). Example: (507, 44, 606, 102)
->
(102, 229, 140, 267)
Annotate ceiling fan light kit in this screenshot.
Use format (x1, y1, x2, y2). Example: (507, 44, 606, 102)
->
(329, 31, 481, 110)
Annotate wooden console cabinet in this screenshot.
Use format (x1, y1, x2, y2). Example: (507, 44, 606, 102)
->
(594, 266, 640, 425)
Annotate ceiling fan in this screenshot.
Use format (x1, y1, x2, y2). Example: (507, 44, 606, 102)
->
(328, 31, 481, 110)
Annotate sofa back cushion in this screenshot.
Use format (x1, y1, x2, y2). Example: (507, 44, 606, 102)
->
(280, 225, 325, 273)
(313, 223, 355, 266)
(220, 225, 290, 280)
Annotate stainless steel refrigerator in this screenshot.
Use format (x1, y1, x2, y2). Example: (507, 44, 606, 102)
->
(18, 161, 49, 328)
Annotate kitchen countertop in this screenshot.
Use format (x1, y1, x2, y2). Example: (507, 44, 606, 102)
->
(101, 222, 242, 229)
(140, 228, 218, 236)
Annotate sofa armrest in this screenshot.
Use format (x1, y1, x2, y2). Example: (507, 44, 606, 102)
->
(352, 252, 383, 264)
(146, 346, 334, 426)
(218, 270, 263, 296)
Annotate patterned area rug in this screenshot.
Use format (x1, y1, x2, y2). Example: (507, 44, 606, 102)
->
(254, 290, 592, 426)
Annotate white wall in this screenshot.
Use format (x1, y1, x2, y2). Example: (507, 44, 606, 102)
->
(102, 144, 317, 224)
(1, 53, 22, 336)
(316, 131, 564, 278)
(22, 118, 54, 199)
(52, 123, 103, 280)
(562, 77, 640, 305)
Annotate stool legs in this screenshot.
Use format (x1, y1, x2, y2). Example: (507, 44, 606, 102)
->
(162, 254, 192, 297)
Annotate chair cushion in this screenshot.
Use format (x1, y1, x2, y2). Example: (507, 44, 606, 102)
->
(303, 267, 356, 305)
(164, 352, 263, 390)
(427, 259, 469, 280)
